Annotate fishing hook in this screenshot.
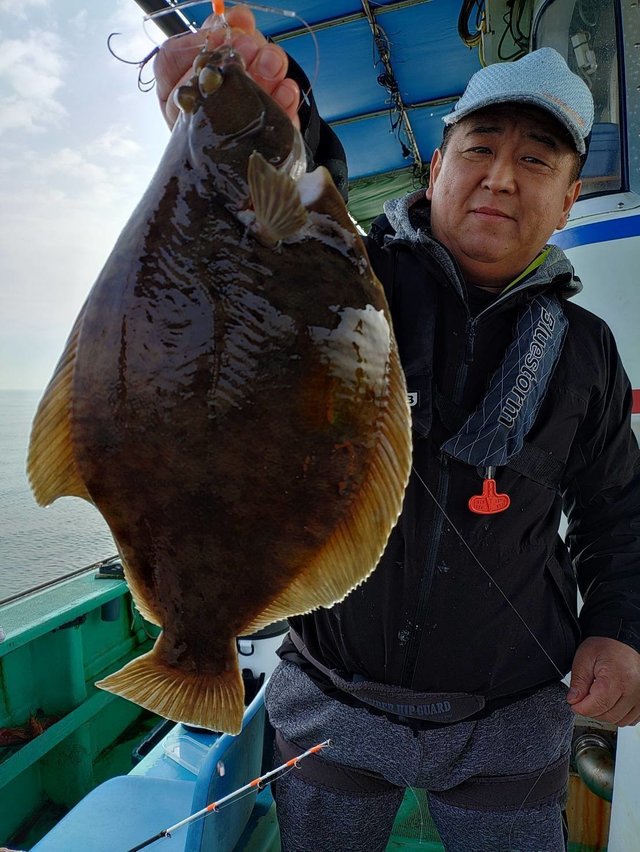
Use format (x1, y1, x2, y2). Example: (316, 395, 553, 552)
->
(107, 32, 160, 92)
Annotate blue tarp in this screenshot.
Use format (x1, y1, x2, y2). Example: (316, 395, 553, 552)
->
(137, 0, 481, 180)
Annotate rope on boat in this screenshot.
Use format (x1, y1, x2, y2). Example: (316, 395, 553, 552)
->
(126, 739, 332, 851)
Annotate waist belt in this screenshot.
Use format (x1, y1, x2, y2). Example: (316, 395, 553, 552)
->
(289, 628, 485, 723)
(276, 729, 570, 808)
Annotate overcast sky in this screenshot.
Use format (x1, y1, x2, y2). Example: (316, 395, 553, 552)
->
(0, 0, 176, 390)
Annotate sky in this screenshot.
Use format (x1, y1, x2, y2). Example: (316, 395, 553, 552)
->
(0, 0, 179, 390)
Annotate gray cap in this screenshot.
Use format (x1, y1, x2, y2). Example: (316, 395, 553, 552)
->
(443, 48, 594, 155)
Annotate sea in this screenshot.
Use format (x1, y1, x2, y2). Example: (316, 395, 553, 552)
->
(0, 390, 116, 602)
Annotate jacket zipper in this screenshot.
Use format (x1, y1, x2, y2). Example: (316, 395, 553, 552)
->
(400, 455, 450, 688)
(394, 240, 575, 690)
(400, 335, 472, 688)
(465, 318, 477, 364)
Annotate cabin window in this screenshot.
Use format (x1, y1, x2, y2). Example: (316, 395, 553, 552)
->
(533, 0, 623, 196)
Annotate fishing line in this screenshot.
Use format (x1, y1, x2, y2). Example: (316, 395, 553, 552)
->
(411, 465, 566, 680)
(141, 0, 321, 113)
(106, 34, 161, 91)
(395, 768, 427, 845)
(412, 464, 575, 843)
(506, 715, 572, 849)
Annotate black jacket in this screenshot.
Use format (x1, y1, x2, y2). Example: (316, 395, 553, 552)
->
(281, 191, 640, 717)
(281, 72, 640, 720)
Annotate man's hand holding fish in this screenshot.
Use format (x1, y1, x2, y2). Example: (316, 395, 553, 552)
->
(155, 5, 300, 129)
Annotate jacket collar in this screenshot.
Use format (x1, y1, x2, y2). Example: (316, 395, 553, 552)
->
(382, 190, 583, 302)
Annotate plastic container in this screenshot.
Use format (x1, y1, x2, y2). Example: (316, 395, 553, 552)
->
(163, 730, 211, 776)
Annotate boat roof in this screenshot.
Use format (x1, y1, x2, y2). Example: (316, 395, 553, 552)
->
(134, 0, 482, 226)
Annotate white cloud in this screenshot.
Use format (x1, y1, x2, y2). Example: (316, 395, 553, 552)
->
(34, 146, 111, 185)
(0, 31, 67, 134)
(94, 124, 143, 159)
(0, 2, 170, 390)
(0, 95, 65, 133)
(69, 9, 89, 34)
(0, 0, 50, 16)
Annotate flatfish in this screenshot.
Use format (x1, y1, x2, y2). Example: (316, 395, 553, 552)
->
(27, 45, 411, 734)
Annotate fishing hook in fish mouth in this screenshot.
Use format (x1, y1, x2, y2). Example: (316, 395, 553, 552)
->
(107, 32, 161, 92)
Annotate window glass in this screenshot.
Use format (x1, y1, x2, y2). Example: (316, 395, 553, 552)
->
(534, 0, 622, 195)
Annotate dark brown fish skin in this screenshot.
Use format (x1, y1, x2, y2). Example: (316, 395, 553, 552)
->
(29, 48, 411, 731)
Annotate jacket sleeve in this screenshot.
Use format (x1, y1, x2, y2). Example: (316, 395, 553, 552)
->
(562, 325, 640, 653)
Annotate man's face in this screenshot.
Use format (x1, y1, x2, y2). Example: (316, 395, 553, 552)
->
(426, 106, 582, 290)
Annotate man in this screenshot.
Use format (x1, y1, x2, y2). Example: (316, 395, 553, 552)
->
(156, 11, 640, 851)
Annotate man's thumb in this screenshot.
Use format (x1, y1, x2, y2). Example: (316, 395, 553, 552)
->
(567, 666, 593, 704)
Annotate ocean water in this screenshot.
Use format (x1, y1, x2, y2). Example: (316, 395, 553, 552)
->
(0, 390, 116, 601)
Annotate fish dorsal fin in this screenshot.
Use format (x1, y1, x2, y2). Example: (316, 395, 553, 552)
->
(241, 331, 412, 633)
(27, 313, 92, 507)
(247, 151, 308, 244)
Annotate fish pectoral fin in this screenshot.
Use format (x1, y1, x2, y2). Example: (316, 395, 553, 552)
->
(247, 151, 308, 244)
(27, 312, 92, 507)
(96, 636, 245, 735)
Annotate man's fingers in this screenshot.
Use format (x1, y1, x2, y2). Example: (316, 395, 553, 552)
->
(155, 5, 259, 126)
(273, 79, 302, 127)
(569, 677, 623, 719)
(154, 5, 298, 129)
(219, 5, 260, 36)
(246, 41, 289, 83)
(616, 707, 640, 727)
(155, 31, 204, 118)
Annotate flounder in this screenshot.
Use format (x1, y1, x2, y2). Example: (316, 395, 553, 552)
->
(27, 45, 411, 734)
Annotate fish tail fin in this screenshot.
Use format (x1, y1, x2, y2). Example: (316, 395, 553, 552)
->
(96, 637, 245, 734)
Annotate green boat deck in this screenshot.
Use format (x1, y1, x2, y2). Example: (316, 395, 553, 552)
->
(0, 567, 159, 846)
(0, 569, 611, 850)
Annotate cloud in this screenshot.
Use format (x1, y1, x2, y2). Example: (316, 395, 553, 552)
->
(69, 9, 89, 34)
(34, 145, 111, 186)
(0, 0, 50, 15)
(0, 3, 170, 389)
(0, 30, 67, 134)
(94, 125, 143, 159)
(0, 96, 65, 133)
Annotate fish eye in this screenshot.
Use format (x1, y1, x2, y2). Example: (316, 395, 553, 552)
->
(174, 84, 199, 113)
(193, 52, 211, 74)
(198, 66, 224, 94)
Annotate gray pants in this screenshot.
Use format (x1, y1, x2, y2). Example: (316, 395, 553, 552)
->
(265, 661, 574, 852)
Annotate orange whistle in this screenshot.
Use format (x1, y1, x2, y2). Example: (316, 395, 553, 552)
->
(468, 478, 510, 515)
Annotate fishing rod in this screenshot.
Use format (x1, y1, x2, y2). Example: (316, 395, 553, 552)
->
(127, 738, 332, 851)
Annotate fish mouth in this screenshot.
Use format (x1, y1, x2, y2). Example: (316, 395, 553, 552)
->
(174, 45, 306, 183)
(173, 46, 242, 112)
